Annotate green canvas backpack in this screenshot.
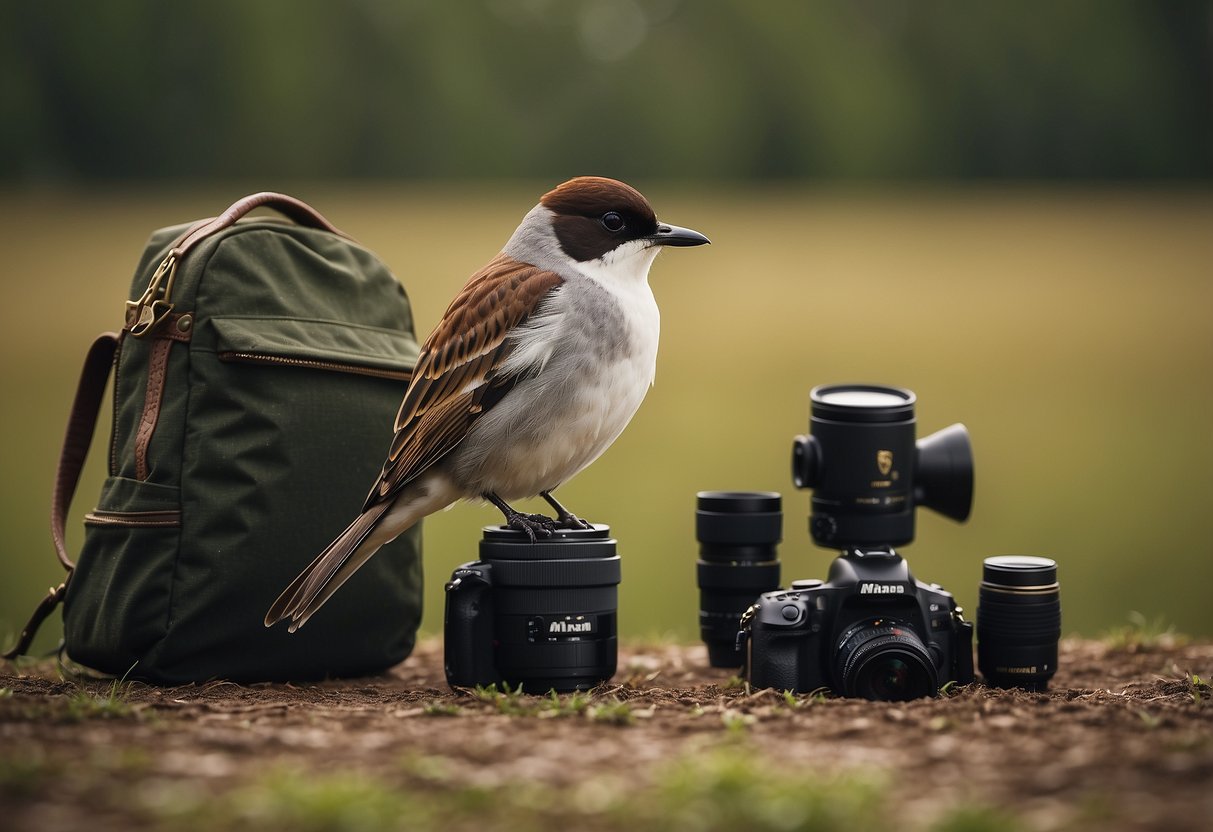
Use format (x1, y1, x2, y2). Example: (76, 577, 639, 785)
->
(3, 193, 424, 683)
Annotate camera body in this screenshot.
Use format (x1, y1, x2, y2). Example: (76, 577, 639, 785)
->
(745, 547, 973, 698)
(444, 525, 619, 693)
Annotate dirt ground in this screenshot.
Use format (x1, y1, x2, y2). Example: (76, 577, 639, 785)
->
(2, 637, 1211, 832)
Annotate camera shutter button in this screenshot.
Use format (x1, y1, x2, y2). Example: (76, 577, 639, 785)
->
(781, 604, 802, 622)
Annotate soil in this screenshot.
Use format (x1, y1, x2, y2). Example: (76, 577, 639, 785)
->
(2, 638, 1211, 832)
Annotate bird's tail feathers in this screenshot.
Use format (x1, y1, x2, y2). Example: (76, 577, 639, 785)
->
(264, 500, 393, 632)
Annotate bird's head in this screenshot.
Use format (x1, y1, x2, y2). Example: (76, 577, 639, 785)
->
(520, 176, 709, 284)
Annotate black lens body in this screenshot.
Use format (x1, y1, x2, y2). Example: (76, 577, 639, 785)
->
(443, 525, 619, 693)
(744, 547, 974, 699)
(696, 491, 782, 668)
(977, 556, 1060, 691)
(791, 384, 973, 549)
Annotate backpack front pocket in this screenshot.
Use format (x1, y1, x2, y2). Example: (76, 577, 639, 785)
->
(63, 476, 181, 677)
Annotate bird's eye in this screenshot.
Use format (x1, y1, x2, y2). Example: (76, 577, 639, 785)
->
(601, 211, 625, 232)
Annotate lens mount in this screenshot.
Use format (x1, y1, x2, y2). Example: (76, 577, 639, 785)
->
(836, 619, 938, 701)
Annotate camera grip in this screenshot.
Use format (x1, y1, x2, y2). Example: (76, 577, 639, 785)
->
(443, 563, 499, 689)
(747, 630, 807, 693)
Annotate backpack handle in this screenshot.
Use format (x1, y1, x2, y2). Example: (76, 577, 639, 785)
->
(128, 193, 348, 338)
(175, 192, 345, 256)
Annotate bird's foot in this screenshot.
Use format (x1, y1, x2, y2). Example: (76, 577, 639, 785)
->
(484, 492, 555, 542)
(539, 491, 593, 531)
(505, 511, 555, 542)
(553, 511, 593, 531)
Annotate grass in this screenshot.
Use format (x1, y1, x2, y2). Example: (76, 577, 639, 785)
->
(131, 746, 1022, 832)
(586, 699, 634, 726)
(65, 679, 135, 721)
(1190, 674, 1209, 705)
(454, 683, 626, 723)
(1101, 612, 1189, 652)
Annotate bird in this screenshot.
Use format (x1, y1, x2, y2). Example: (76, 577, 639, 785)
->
(265, 176, 709, 632)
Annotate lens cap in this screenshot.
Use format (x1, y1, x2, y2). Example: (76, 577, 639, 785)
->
(982, 556, 1057, 588)
(480, 524, 616, 560)
(810, 384, 915, 423)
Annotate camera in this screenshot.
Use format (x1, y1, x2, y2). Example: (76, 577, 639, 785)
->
(444, 524, 619, 693)
(742, 383, 977, 698)
(742, 547, 973, 699)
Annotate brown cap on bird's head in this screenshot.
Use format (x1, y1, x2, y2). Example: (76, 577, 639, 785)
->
(540, 176, 708, 261)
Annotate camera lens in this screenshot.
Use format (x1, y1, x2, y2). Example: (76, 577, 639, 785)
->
(696, 491, 782, 668)
(791, 383, 973, 550)
(481, 524, 619, 692)
(977, 556, 1060, 691)
(836, 619, 938, 701)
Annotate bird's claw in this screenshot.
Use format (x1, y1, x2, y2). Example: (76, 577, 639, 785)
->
(507, 512, 555, 542)
(555, 512, 593, 531)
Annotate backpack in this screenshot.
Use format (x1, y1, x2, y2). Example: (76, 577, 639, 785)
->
(3, 193, 423, 683)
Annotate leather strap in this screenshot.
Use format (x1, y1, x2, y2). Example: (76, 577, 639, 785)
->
(134, 337, 174, 481)
(174, 192, 345, 257)
(3, 332, 120, 660)
(52, 333, 121, 571)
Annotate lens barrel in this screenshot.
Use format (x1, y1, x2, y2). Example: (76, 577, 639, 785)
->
(835, 618, 939, 701)
(977, 556, 1060, 691)
(797, 384, 920, 548)
(696, 491, 782, 668)
(481, 524, 619, 692)
(791, 383, 973, 550)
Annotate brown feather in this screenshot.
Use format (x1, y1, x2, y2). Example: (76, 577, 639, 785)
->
(264, 500, 392, 627)
(364, 254, 562, 511)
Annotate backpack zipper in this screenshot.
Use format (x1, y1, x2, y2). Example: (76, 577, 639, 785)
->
(84, 509, 182, 528)
(218, 351, 413, 382)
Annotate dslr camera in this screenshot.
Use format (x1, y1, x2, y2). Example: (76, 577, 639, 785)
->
(742, 383, 976, 699)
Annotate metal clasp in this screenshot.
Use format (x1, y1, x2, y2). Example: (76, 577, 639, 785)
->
(126, 253, 179, 338)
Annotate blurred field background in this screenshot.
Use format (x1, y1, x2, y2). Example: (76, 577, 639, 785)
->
(1, 1, 1211, 653)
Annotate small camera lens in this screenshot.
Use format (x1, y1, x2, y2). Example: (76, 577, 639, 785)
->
(696, 491, 782, 668)
(977, 556, 1060, 691)
(836, 619, 938, 701)
(481, 525, 619, 692)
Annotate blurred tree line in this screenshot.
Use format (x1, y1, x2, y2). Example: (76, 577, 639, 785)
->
(1, 0, 1209, 183)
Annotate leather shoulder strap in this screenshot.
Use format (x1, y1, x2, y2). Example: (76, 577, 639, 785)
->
(2, 332, 120, 660)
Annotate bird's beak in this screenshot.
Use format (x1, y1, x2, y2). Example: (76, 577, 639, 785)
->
(647, 223, 710, 247)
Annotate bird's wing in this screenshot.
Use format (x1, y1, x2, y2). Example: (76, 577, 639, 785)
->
(364, 254, 563, 509)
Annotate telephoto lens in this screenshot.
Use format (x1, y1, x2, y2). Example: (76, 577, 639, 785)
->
(696, 491, 782, 668)
(444, 525, 619, 693)
(977, 556, 1061, 690)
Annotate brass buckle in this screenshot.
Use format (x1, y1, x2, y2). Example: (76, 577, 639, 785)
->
(126, 253, 179, 338)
